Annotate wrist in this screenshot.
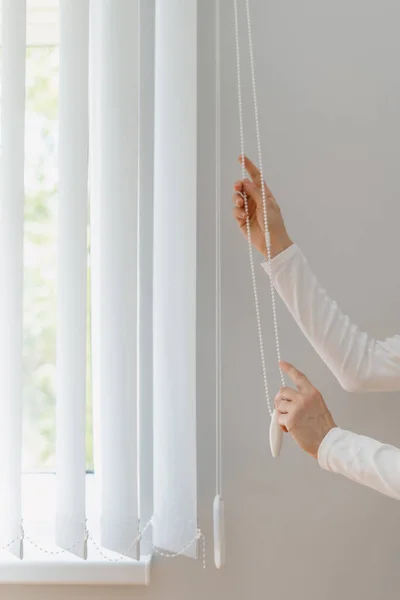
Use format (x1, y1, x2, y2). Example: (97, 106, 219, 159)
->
(311, 421, 337, 460)
(262, 233, 293, 259)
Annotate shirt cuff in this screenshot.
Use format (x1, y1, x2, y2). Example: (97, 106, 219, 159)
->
(317, 427, 345, 471)
(261, 243, 299, 278)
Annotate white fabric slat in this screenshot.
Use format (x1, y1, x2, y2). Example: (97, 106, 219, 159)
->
(0, 0, 26, 560)
(137, 0, 155, 554)
(96, 0, 140, 559)
(88, 0, 102, 516)
(56, 0, 89, 559)
(153, 0, 198, 558)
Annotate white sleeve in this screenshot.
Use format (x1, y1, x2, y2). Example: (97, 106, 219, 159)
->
(318, 428, 400, 500)
(262, 244, 400, 392)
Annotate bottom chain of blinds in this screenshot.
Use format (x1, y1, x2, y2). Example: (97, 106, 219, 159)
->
(0, 520, 205, 567)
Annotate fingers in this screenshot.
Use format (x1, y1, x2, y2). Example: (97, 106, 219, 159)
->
(232, 179, 261, 215)
(275, 385, 299, 432)
(238, 155, 273, 194)
(277, 412, 290, 432)
(239, 180, 263, 211)
(232, 183, 247, 220)
(279, 361, 308, 390)
(232, 187, 244, 209)
(275, 385, 299, 415)
(275, 396, 291, 414)
(233, 178, 255, 196)
(233, 177, 272, 212)
(232, 206, 247, 224)
(233, 180, 243, 193)
(277, 386, 299, 402)
(239, 155, 262, 187)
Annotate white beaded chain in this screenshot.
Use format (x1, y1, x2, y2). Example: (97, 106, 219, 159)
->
(233, 0, 284, 418)
(1, 519, 206, 568)
(153, 529, 206, 570)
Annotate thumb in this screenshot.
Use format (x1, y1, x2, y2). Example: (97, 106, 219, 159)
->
(238, 155, 263, 188)
(279, 361, 307, 390)
(241, 179, 263, 209)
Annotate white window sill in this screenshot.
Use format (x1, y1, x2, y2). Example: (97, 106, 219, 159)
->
(0, 552, 152, 586)
(2, 474, 152, 585)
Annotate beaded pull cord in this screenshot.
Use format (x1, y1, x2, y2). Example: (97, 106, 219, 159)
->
(233, 0, 285, 457)
(213, 0, 287, 571)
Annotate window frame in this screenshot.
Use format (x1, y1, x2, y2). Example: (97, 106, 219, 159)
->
(0, 0, 59, 47)
(0, 1, 154, 584)
(0, 473, 150, 585)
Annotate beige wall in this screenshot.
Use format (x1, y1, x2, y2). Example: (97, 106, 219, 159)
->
(3, 0, 400, 598)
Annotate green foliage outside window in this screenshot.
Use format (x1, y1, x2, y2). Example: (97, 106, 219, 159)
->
(22, 47, 93, 472)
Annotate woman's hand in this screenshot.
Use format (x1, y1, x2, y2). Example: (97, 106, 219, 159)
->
(275, 361, 336, 459)
(232, 156, 293, 259)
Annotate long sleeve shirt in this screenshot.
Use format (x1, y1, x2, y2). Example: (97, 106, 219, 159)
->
(262, 244, 400, 499)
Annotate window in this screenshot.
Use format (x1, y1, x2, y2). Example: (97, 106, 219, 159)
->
(0, 0, 200, 585)
(0, 0, 144, 579)
(22, 45, 94, 474)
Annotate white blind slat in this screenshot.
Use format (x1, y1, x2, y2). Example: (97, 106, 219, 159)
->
(0, 0, 26, 560)
(94, 0, 140, 559)
(153, 0, 198, 558)
(138, 0, 155, 554)
(88, 0, 102, 532)
(56, 0, 89, 559)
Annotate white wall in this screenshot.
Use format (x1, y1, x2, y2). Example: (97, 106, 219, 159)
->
(4, 0, 400, 598)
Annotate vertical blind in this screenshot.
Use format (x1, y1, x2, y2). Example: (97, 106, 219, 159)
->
(0, 0, 26, 560)
(95, 0, 140, 559)
(0, 0, 200, 562)
(56, 0, 89, 559)
(153, 0, 198, 558)
(137, 0, 156, 555)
